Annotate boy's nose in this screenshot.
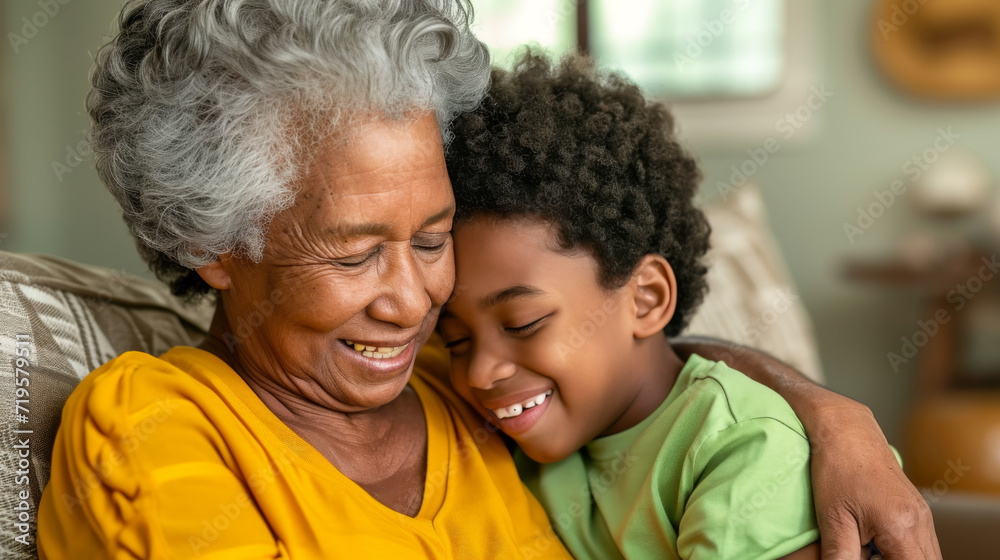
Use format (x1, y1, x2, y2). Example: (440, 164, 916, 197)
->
(466, 346, 517, 390)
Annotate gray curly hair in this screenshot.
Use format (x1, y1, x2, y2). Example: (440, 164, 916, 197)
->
(88, 0, 491, 299)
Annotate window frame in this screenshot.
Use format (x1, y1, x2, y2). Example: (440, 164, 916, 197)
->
(576, 0, 821, 147)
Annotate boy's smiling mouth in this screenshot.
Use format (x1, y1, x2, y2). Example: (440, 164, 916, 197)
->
(477, 387, 556, 436)
(491, 389, 553, 419)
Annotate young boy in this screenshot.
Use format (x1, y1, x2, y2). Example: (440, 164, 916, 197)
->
(438, 52, 820, 560)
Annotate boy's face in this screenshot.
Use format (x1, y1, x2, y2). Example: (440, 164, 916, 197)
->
(438, 216, 645, 463)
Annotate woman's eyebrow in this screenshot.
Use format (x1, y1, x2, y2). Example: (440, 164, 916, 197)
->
(481, 285, 545, 308)
(328, 204, 455, 239)
(421, 205, 455, 229)
(330, 223, 393, 238)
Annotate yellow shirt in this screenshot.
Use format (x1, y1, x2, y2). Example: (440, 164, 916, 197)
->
(38, 341, 570, 559)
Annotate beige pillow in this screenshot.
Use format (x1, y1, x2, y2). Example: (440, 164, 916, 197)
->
(685, 185, 824, 383)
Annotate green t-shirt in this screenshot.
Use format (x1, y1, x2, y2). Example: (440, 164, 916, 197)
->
(515, 354, 819, 560)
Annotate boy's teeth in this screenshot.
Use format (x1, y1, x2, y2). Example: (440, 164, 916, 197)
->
(493, 390, 553, 420)
(344, 340, 409, 360)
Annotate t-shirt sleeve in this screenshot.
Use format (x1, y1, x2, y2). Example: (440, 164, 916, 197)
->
(38, 358, 282, 560)
(676, 417, 819, 560)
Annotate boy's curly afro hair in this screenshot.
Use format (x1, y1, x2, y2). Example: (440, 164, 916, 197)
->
(445, 51, 711, 336)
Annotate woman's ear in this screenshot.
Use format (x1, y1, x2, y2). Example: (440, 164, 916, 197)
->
(631, 254, 678, 339)
(195, 256, 234, 291)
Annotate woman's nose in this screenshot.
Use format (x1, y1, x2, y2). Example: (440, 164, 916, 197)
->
(466, 344, 517, 390)
(368, 246, 433, 329)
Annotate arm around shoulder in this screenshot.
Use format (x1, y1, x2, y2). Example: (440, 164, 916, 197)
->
(672, 337, 942, 560)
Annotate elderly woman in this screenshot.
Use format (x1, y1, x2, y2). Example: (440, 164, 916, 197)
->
(38, 0, 939, 559)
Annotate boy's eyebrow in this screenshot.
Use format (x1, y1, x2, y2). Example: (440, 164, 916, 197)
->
(481, 285, 545, 308)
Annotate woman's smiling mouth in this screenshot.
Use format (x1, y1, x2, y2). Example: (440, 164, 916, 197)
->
(338, 338, 418, 378)
(344, 340, 411, 359)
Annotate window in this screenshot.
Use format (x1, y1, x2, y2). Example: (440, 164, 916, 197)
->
(469, 0, 576, 67)
(470, 0, 786, 99)
(470, 0, 818, 144)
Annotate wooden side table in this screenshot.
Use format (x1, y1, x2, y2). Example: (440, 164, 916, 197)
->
(845, 250, 1000, 496)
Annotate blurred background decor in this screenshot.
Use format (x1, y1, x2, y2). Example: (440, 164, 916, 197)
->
(3, 0, 1000, 556)
(871, 0, 1000, 100)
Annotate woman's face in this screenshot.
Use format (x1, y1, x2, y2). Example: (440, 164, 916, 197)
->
(215, 114, 455, 411)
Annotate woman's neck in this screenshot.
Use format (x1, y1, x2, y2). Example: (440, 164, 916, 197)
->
(198, 303, 429, 516)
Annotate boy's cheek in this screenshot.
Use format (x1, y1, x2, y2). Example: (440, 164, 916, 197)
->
(447, 363, 478, 406)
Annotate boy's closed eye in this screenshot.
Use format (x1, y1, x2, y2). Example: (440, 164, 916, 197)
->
(437, 311, 556, 356)
(436, 314, 471, 354)
(505, 312, 554, 335)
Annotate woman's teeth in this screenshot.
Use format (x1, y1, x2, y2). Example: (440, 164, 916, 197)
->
(493, 390, 553, 420)
(344, 340, 409, 359)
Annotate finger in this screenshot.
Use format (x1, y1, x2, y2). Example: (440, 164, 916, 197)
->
(917, 505, 944, 560)
(869, 519, 927, 560)
(873, 496, 941, 560)
(872, 537, 924, 560)
(922, 525, 944, 560)
(819, 514, 863, 560)
(871, 523, 942, 560)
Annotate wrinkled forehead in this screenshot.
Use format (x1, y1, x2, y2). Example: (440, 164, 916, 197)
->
(270, 114, 454, 238)
(302, 114, 446, 189)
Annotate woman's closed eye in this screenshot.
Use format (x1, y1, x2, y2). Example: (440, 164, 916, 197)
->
(331, 246, 381, 268)
(412, 232, 451, 253)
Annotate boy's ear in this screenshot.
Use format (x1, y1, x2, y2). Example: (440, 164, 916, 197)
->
(195, 255, 234, 291)
(630, 254, 678, 339)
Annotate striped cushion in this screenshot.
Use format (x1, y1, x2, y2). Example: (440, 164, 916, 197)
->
(0, 252, 211, 559)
